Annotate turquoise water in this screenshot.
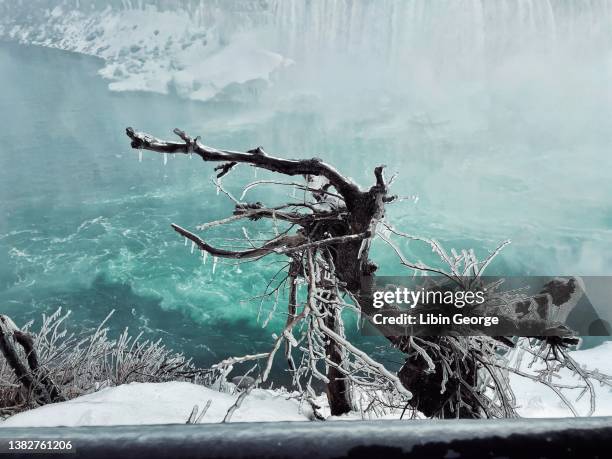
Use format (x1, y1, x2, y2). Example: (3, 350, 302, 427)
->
(1, 42, 611, 370)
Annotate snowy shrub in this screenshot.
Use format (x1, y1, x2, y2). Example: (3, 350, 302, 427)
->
(0, 309, 208, 417)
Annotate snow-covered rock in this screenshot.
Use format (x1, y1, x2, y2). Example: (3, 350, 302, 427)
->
(0, 382, 311, 427)
(0, 2, 291, 102)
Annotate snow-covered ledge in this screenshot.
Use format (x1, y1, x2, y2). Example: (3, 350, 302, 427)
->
(0, 382, 314, 427)
(3, 342, 612, 428)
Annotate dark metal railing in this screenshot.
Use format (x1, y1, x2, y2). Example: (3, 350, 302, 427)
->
(0, 417, 611, 458)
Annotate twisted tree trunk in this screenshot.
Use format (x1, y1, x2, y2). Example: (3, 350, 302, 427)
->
(0, 315, 65, 406)
(126, 128, 393, 415)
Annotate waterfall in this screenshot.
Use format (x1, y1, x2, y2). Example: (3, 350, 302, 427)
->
(3, 1, 611, 64)
(2, 0, 611, 99)
(269, 0, 612, 81)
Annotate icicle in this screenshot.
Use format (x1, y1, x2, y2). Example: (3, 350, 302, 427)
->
(202, 251, 208, 265)
(138, 150, 143, 162)
(212, 256, 218, 274)
(191, 241, 195, 254)
(184, 238, 188, 246)
(163, 153, 168, 165)
(357, 239, 368, 260)
(272, 211, 279, 236)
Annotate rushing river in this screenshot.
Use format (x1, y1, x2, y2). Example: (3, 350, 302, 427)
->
(0, 36, 611, 371)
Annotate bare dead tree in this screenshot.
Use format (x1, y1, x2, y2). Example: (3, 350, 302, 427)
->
(125, 127, 397, 415)
(124, 127, 610, 419)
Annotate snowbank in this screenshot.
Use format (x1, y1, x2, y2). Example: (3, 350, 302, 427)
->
(2, 342, 611, 427)
(0, 5, 291, 102)
(0, 382, 312, 427)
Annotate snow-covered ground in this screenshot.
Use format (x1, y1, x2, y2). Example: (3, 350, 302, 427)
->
(0, 3, 291, 102)
(0, 382, 314, 427)
(2, 342, 611, 427)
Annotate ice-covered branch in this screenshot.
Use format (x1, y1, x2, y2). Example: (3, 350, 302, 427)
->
(173, 223, 370, 259)
(126, 127, 362, 201)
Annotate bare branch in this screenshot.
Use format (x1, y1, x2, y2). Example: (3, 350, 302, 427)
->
(172, 223, 307, 259)
(126, 127, 361, 201)
(173, 223, 370, 259)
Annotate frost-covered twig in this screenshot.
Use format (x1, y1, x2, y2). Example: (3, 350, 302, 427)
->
(0, 309, 208, 416)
